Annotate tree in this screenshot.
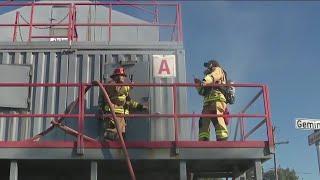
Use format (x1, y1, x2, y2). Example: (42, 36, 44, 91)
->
(264, 168, 299, 180)
(246, 167, 299, 180)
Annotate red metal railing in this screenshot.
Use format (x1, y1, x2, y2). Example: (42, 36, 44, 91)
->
(0, 82, 274, 149)
(0, 1, 183, 43)
(0, 82, 274, 179)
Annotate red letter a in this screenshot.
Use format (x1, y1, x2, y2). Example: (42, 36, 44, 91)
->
(158, 59, 170, 75)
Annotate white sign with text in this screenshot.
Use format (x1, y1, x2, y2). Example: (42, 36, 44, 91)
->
(153, 55, 176, 78)
(295, 118, 320, 130)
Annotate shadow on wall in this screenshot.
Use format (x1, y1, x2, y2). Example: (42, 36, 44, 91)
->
(42, 100, 101, 142)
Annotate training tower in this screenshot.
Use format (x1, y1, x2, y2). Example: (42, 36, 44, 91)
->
(0, 1, 274, 179)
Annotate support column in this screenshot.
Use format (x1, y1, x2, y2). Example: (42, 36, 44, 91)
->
(316, 141, 320, 175)
(180, 161, 187, 180)
(91, 161, 98, 180)
(232, 165, 240, 179)
(10, 161, 18, 180)
(254, 160, 263, 180)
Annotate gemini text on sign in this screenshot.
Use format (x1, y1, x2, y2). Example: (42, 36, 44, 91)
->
(295, 118, 320, 130)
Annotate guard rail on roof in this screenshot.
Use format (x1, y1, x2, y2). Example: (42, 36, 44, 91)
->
(0, 1, 183, 43)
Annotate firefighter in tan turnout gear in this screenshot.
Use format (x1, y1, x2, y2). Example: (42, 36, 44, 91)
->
(99, 67, 147, 140)
(194, 60, 229, 141)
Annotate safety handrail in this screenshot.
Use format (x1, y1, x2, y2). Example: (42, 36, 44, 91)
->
(0, 1, 183, 42)
(0, 82, 274, 153)
(92, 80, 136, 180)
(234, 89, 263, 141)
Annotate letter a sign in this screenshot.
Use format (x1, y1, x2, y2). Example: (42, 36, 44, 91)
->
(153, 55, 176, 78)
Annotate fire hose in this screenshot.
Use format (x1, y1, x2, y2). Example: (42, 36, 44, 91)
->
(93, 80, 136, 180)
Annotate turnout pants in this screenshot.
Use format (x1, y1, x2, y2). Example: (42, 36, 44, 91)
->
(199, 101, 228, 141)
(103, 114, 126, 140)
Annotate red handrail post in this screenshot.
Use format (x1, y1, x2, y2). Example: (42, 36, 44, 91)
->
(177, 3, 183, 42)
(13, 11, 20, 42)
(173, 84, 179, 154)
(175, 5, 179, 42)
(73, 4, 78, 42)
(77, 84, 85, 155)
(108, 3, 112, 43)
(28, 2, 35, 42)
(68, 3, 73, 44)
(240, 117, 245, 141)
(264, 86, 275, 153)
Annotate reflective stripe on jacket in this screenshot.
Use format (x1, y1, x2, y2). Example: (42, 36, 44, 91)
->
(197, 88, 226, 106)
(99, 82, 140, 115)
(103, 99, 140, 115)
(197, 67, 226, 105)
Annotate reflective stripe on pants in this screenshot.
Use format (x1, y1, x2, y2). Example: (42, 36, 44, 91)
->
(199, 101, 228, 141)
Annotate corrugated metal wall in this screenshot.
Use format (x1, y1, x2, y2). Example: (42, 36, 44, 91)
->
(0, 44, 189, 143)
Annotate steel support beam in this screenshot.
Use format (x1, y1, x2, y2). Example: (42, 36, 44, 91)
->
(316, 141, 320, 175)
(232, 165, 241, 179)
(10, 161, 18, 180)
(254, 160, 262, 180)
(180, 160, 187, 180)
(91, 161, 98, 180)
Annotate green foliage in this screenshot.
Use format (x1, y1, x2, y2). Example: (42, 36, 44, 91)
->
(265, 168, 299, 180)
(246, 167, 299, 180)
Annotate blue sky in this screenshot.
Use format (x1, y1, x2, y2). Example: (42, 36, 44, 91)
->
(182, 1, 320, 179)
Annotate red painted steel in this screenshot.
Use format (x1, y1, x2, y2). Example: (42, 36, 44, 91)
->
(49, 120, 96, 143)
(265, 86, 275, 151)
(82, 82, 265, 87)
(73, 5, 78, 41)
(171, 9, 177, 41)
(244, 119, 266, 140)
(0, 82, 273, 152)
(12, 11, 19, 42)
(0, 23, 69, 27)
(0, 141, 267, 149)
(241, 90, 263, 114)
(0, 114, 78, 118)
(175, 5, 179, 41)
(77, 84, 85, 154)
(29, 86, 95, 143)
(94, 81, 136, 180)
(0, 1, 183, 42)
(0, 2, 70, 6)
(177, 4, 183, 42)
(85, 140, 268, 149)
(109, 3, 112, 42)
(28, 2, 34, 42)
(73, 2, 178, 6)
(88, 113, 266, 119)
(68, 4, 72, 42)
(0, 141, 76, 148)
(240, 117, 245, 141)
(233, 117, 240, 140)
(173, 85, 179, 150)
(74, 23, 176, 27)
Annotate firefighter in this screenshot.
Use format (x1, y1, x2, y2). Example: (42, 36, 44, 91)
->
(98, 67, 147, 141)
(194, 60, 228, 141)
